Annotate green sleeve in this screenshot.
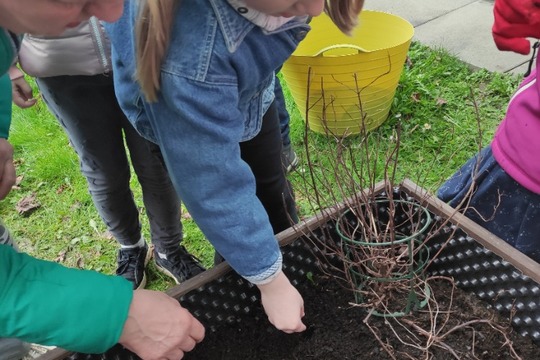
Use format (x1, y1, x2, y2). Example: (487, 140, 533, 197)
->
(0, 245, 133, 353)
(0, 73, 11, 139)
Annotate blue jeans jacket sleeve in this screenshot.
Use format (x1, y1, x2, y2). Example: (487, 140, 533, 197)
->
(107, 0, 308, 284)
(146, 77, 282, 282)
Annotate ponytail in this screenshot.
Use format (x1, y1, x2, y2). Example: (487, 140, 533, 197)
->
(135, 0, 177, 102)
(325, 0, 365, 35)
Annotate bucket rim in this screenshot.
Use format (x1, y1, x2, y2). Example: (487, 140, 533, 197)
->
(291, 10, 415, 58)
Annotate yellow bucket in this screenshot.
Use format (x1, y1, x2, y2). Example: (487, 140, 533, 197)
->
(281, 10, 414, 136)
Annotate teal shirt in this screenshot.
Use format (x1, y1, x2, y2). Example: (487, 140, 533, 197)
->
(0, 27, 133, 353)
(0, 28, 16, 76)
(0, 28, 15, 138)
(0, 74, 11, 138)
(0, 245, 133, 353)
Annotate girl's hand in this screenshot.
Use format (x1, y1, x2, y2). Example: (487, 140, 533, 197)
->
(257, 271, 306, 333)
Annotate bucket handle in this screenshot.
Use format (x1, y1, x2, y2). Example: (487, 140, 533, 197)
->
(314, 43, 371, 56)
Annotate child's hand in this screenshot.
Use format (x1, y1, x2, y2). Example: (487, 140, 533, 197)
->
(492, 0, 540, 54)
(257, 271, 306, 333)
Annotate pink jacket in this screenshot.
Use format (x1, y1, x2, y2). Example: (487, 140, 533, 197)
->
(492, 60, 540, 194)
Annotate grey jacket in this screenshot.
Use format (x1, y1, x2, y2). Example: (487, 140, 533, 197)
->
(18, 17, 111, 78)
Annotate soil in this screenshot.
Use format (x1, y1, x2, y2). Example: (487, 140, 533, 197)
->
(184, 274, 540, 360)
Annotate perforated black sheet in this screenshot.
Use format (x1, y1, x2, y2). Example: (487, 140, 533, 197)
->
(55, 196, 539, 360)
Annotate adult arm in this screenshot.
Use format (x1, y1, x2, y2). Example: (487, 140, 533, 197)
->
(0, 244, 133, 353)
(0, 74, 16, 199)
(0, 245, 205, 356)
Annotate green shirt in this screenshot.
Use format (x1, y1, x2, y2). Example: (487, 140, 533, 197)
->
(0, 28, 16, 138)
(0, 74, 11, 138)
(0, 27, 134, 353)
(0, 28, 16, 76)
(0, 245, 134, 353)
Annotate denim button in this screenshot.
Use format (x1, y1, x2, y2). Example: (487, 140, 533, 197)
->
(296, 31, 308, 41)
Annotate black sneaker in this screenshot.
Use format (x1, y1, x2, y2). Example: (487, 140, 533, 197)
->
(116, 244, 152, 290)
(282, 144, 299, 174)
(154, 245, 206, 284)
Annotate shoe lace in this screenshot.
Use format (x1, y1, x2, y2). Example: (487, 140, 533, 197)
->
(165, 246, 206, 278)
(116, 248, 139, 275)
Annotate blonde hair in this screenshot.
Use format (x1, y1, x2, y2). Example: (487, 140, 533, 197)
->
(325, 0, 365, 35)
(135, 0, 176, 102)
(135, 0, 365, 102)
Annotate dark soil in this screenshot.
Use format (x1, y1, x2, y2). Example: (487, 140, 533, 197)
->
(184, 274, 540, 360)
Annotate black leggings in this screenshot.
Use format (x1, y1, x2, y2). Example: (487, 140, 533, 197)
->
(240, 101, 298, 234)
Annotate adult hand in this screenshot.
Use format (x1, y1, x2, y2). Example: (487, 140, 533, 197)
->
(9, 66, 37, 109)
(492, 0, 540, 54)
(257, 271, 306, 333)
(119, 289, 205, 360)
(0, 139, 16, 200)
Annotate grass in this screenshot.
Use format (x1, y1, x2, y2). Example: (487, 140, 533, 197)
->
(1, 42, 521, 291)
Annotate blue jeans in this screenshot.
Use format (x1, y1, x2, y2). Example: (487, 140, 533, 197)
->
(36, 74, 183, 252)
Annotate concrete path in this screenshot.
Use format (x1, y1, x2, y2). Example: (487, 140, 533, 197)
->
(364, 0, 534, 75)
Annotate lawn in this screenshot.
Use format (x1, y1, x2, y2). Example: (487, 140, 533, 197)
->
(0, 42, 521, 291)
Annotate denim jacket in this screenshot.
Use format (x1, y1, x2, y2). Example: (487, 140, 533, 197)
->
(106, 0, 310, 283)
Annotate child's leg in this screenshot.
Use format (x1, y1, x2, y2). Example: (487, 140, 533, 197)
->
(0, 219, 18, 250)
(275, 73, 299, 173)
(240, 101, 298, 234)
(275, 75, 291, 149)
(122, 117, 183, 253)
(125, 123, 204, 283)
(36, 75, 142, 246)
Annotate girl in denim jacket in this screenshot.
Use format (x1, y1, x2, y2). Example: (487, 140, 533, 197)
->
(107, 0, 364, 333)
(438, 0, 540, 263)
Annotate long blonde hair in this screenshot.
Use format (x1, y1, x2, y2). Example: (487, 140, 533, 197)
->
(325, 0, 365, 35)
(135, 0, 177, 102)
(135, 0, 365, 102)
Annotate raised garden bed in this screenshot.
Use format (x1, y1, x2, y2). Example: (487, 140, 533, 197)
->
(37, 180, 540, 360)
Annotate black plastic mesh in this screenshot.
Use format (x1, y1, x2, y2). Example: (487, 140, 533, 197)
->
(60, 194, 540, 359)
(66, 238, 323, 360)
(427, 220, 540, 343)
(180, 238, 322, 332)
